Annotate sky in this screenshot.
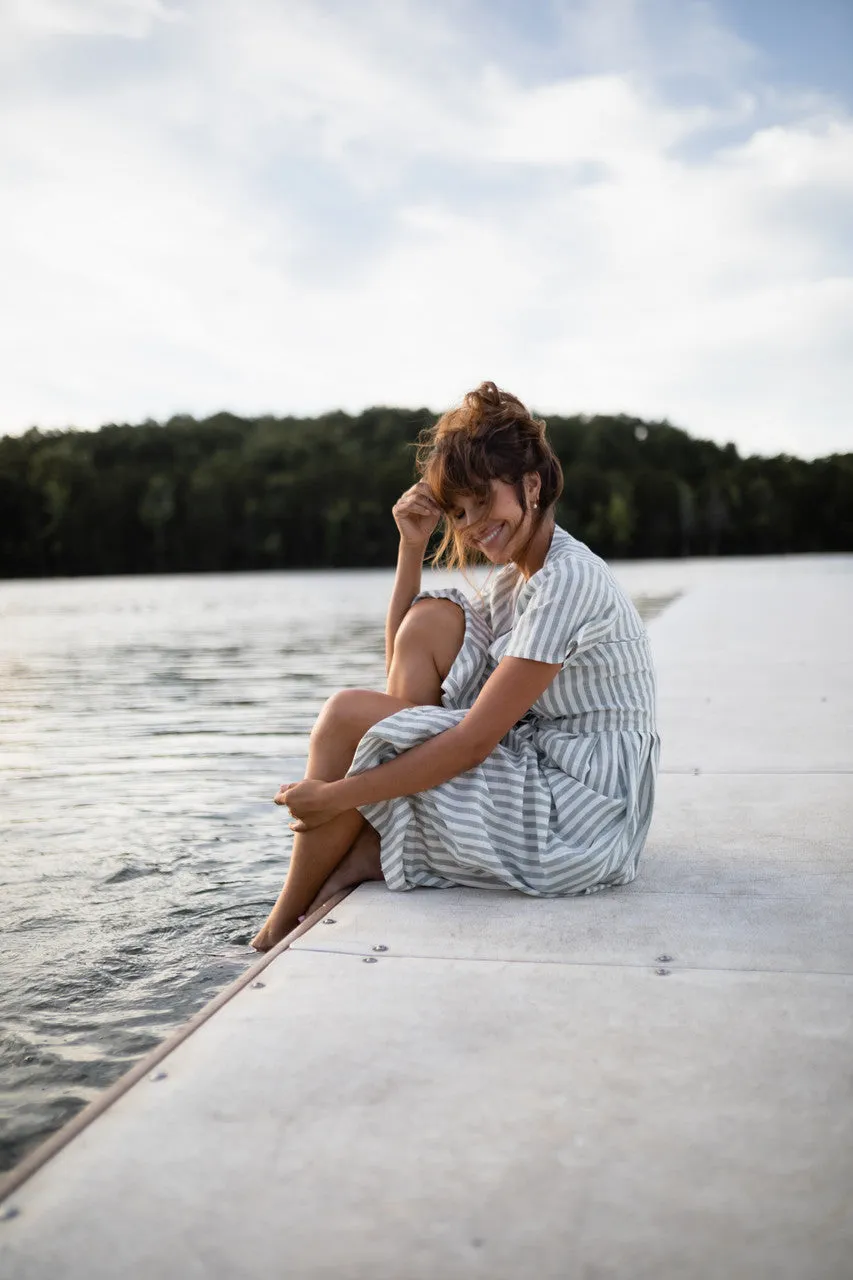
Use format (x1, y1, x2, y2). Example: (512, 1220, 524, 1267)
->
(1, 0, 851, 459)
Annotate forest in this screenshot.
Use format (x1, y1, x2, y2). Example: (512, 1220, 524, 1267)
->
(0, 408, 851, 577)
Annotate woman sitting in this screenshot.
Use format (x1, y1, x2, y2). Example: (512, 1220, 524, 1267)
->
(251, 381, 659, 952)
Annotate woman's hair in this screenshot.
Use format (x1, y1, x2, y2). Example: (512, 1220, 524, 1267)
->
(416, 381, 563, 570)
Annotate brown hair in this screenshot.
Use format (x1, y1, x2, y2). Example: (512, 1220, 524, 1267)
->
(416, 381, 563, 570)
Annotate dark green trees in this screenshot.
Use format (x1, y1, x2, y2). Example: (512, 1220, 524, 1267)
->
(0, 409, 849, 577)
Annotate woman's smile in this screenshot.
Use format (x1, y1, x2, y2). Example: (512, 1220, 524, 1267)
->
(477, 521, 506, 549)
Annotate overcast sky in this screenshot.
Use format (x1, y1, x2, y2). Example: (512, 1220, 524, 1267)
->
(2, 0, 851, 457)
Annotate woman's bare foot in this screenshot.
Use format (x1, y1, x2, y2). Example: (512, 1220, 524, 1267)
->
(250, 824, 383, 951)
(250, 914, 299, 953)
(249, 926, 271, 953)
(306, 832, 384, 916)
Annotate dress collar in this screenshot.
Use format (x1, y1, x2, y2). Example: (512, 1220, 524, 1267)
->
(509, 522, 569, 605)
(531, 521, 569, 579)
(544, 522, 570, 565)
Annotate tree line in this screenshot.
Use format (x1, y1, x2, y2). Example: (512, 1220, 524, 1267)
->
(0, 408, 850, 578)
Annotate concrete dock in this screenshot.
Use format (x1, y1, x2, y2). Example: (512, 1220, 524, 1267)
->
(1, 557, 851, 1278)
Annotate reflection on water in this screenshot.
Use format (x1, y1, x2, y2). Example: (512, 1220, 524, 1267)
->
(0, 563, 677, 1174)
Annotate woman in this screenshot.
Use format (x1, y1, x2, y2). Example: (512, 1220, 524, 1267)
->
(250, 382, 659, 953)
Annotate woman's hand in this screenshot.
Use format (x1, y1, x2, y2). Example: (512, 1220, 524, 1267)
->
(274, 779, 343, 831)
(392, 481, 442, 548)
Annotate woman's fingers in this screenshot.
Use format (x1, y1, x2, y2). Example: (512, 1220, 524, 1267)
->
(394, 499, 435, 517)
(409, 490, 439, 509)
(289, 812, 335, 833)
(395, 483, 439, 511)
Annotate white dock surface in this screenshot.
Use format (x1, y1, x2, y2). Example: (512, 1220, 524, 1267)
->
(2, 557, 852, 1279)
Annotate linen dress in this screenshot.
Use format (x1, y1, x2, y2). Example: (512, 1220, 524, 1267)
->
(347, 523, 660, 896)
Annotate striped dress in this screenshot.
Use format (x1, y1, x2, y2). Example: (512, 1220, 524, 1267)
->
(347, 523, 660, 896)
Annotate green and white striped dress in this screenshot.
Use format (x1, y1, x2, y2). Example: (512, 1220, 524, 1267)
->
(348, 524, 660, 896)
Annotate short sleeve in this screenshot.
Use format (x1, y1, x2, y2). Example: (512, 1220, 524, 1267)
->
(502, 556, 618, 666)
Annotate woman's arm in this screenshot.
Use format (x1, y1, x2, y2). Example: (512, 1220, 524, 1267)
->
(385, 482, 442, 675)
(385, 540, 427, 675)
(284, 655, 562, 828)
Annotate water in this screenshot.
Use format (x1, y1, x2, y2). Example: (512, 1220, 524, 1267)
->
(0, 561, 686, 1174)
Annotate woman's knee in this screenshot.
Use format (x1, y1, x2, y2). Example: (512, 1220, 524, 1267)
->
(396, 598, 466, 676)
(313, 690, 365, 745)
(312, 688, 406, 747)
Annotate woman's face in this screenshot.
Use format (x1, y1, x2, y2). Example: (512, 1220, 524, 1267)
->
(449, 477, 538, 565)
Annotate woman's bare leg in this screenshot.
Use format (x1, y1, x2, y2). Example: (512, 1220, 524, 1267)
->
(386, 597, 465, 704)
(302, 599, 467, 918)
(305, 820, 384, 916)
(250, 690, 412, 951)
(250, 599, 466, 951)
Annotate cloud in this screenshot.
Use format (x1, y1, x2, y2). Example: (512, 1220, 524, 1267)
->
(552, 0, 757, 85)
(0, 0, 850, 457)
(7, 0, 181, 39)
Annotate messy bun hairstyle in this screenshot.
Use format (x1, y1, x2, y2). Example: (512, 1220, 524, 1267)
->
(416, 381, 563, 570)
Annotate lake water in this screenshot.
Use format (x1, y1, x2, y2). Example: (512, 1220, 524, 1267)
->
(0, 556, 749, 1173)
